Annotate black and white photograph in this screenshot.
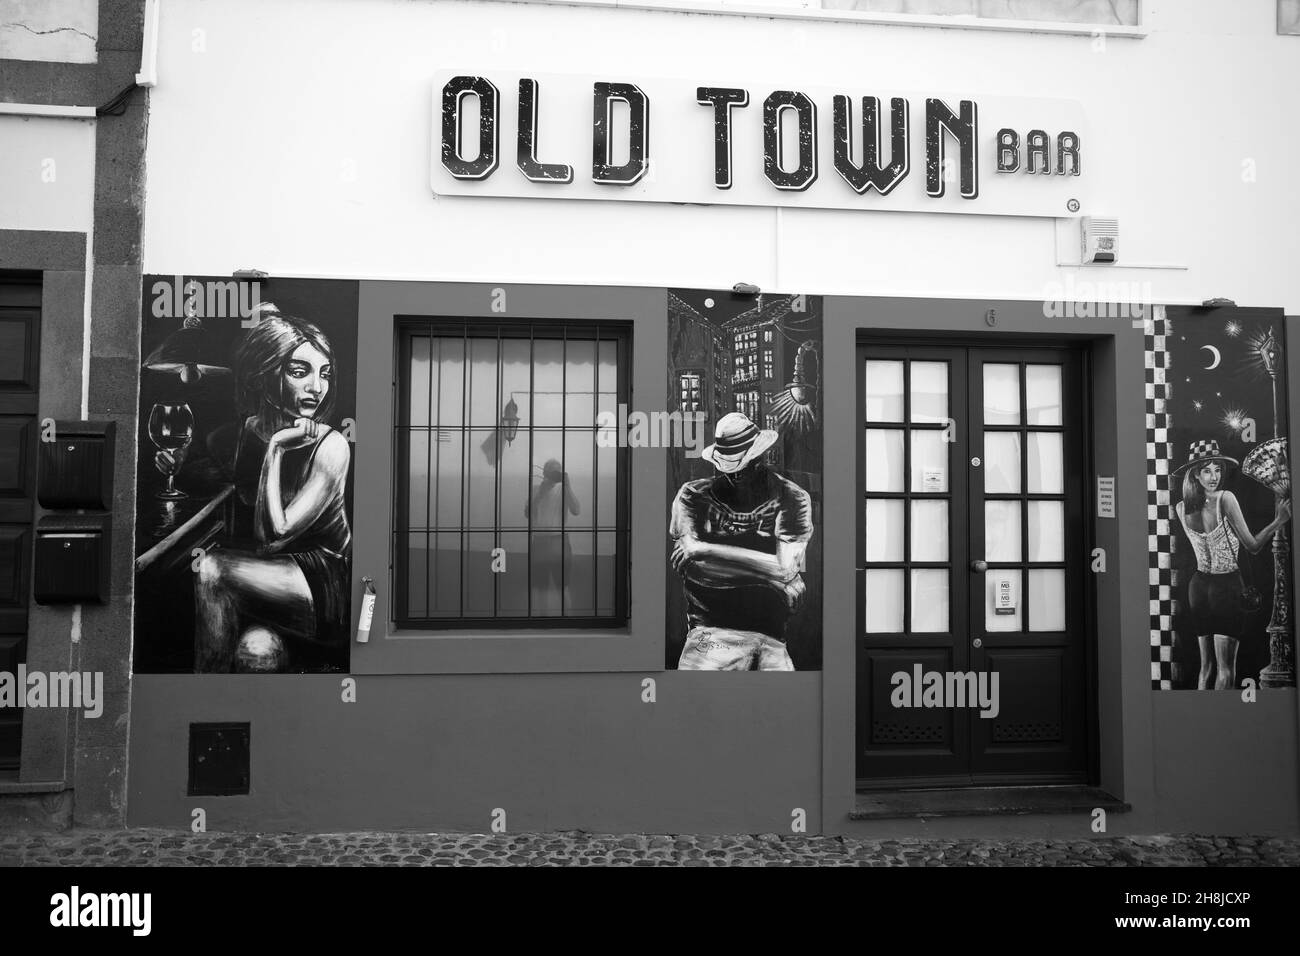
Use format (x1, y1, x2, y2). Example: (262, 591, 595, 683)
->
(4, 0, 1300, 925)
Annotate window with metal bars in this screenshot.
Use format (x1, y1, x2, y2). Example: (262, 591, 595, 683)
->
(394, 318, 630, 628)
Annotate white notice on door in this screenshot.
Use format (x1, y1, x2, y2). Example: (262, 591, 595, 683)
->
(994, 576, 1016, 615)
(1097, 476, 1115, 518)
(923, 468, 945, 492)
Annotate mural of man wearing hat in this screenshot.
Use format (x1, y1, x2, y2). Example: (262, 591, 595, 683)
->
(1173, 438, 1290, 690)
(668, 411, 814, 670)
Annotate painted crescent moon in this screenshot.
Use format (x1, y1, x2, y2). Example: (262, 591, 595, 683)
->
(1202, 345, 1222, 370)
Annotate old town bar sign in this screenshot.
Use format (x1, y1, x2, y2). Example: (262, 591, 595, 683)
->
(431, 70, 1091, 218)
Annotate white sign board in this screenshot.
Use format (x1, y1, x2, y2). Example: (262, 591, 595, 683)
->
(430, 70, 1091, 219)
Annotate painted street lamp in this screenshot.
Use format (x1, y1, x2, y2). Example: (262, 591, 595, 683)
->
(1248, 328, 1295, 688)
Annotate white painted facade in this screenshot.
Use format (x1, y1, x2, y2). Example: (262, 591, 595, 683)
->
(141, 0, 1300, 313)
(0, 113, 95, 232)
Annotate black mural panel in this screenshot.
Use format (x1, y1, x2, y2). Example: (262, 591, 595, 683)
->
(1157, 310, 1296, 690)
(133, 278, 358, 674)
(665, 290, 823, 671)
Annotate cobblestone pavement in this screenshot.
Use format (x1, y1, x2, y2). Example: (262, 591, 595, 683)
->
(2, 830, 1299, 866)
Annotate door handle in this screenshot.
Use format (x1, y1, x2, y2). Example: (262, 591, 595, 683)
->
(970, 559, 988, 573)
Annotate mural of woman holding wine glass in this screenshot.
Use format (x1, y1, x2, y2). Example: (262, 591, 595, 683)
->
(191, 307, 352, 673)
(133, 279, 358, 675)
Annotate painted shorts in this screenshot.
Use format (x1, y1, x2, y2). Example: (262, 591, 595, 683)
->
(677, 626, 794, 671)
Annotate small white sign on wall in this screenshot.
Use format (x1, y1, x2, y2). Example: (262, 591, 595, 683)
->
(1097, 475, 1115, 518)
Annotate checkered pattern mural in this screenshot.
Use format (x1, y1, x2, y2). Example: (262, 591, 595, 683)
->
(1146, 306, 1176, 689)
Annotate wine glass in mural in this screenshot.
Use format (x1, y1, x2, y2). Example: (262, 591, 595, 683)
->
(148, 402, 194, 499)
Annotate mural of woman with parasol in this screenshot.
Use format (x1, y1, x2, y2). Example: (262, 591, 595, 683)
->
(1173, 439, 1290, 690)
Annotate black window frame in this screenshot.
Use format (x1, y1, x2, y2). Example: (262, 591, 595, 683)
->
(392, 316, 631, 630)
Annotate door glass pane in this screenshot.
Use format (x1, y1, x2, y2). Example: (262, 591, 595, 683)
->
(1029, 569, 1066, 632)
(911, 570, 949, 632)
(865, 429, 904, 491)
(910, 361, 948, 424)
(865, 360, 904, 422)
(865, 498, 904, 562)
(1026, 365, 1062, 426)
(985, 569, 1022, 632)
(865, 569, 904, 633)
(1028, 500, 1065, 562)
(1028, 432, 1064, 494)
(910, 500, 948, 562)
(984, 500, 1022, 562)
(910, 430, 948, 493)
(983, 432, 1021, 493)
(983, 363, 1020, 425)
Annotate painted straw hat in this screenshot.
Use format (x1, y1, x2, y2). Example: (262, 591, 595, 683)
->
(1171, 438, 1239, 478)
(700, 412, 778, 474)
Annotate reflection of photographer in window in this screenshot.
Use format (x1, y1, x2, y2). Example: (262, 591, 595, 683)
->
(1173, 440, 1290, 690)
(526, 458, 579, 614)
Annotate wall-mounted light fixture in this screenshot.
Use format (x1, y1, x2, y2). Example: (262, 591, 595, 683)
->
(732, 282, 761, 296)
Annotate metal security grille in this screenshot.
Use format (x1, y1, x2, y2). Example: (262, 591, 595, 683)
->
(394, 319, 629, 627)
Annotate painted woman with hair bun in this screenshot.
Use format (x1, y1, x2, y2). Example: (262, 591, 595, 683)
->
(191, 303, 352, 673)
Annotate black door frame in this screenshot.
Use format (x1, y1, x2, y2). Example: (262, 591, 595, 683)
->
(855, 332, 1100, 791)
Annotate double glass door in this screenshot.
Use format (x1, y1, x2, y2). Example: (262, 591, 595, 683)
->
(856, 343, 1090, 787)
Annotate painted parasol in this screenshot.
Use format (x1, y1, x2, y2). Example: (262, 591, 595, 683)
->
(1241, 438, 1290, 496)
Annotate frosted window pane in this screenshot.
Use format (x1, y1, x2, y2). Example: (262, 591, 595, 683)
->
(865, 360, 904, 422)
(1028, 432, 1064, 494)
(983, 363, 1020, 425)
(984, 432, 1021, 493)
(865, 499, 904, 562)
(865, 429, 904, 492)
(985, 570, 1022, 632)
(910, 361, 948, 424)
(1026, 365, 1062, 426)
(911, 500, 948, 562)
(911, 430, 948, 492)
(1028, 500, 1065, 562)
(865, 569, 904, 633)
(985, 500, 1022, 562)
(911, 570, 949, 633)
(1029, 569, 1066, 632)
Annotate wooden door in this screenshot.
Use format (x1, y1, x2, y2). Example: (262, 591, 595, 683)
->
(856, 342, 1090, 788)
(0, 277, 41, 772)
